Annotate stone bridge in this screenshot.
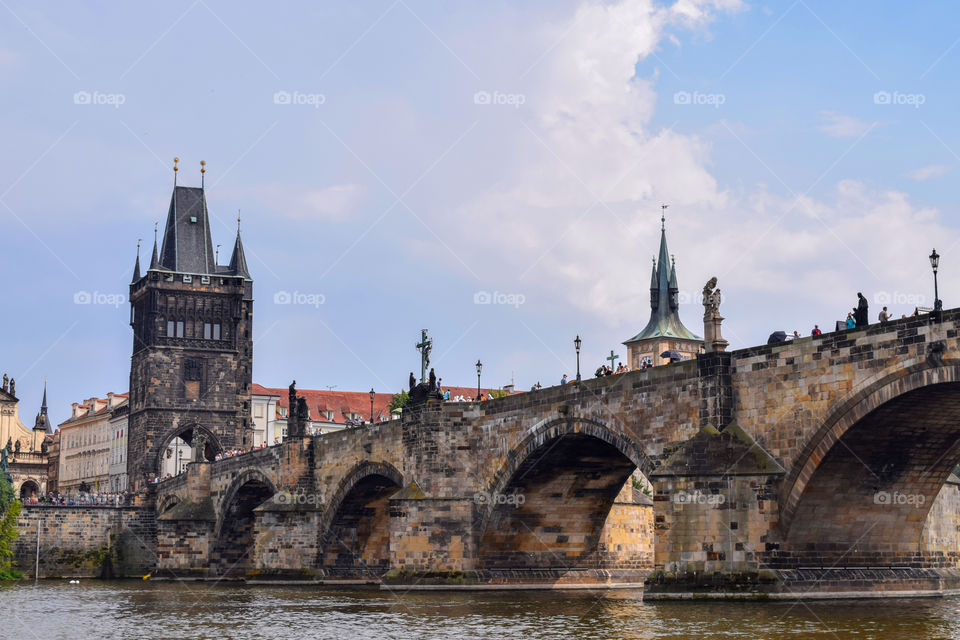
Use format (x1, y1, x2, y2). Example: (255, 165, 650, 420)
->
(154, 310, 960, 595)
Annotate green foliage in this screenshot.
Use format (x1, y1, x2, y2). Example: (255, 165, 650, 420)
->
(631, 475, 653, 498)
(388, 390, 409, 414)
(488, 388, 509, 400)
(0, 474, 22, 580)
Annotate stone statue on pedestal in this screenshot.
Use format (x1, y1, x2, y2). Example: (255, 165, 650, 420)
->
(702, 277, 729, 353)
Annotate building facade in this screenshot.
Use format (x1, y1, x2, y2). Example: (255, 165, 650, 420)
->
(1, 376, 52, 499)
(623, 216, 703, 368)
(57, 392, 127, 493)
(126, 178, 253, 490)
(108, 403, 129, 492)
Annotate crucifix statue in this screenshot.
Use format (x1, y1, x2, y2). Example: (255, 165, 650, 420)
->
(606, 350, 620, 370)
(416, 329, 432, 384)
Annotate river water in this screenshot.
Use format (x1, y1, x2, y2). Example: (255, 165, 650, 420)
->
(3, 581, 960, 640)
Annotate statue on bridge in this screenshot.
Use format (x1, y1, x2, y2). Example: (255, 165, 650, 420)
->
(416, 329, 432, 384)
(702, 277, 728, 353)
(855, 293, 869, 328)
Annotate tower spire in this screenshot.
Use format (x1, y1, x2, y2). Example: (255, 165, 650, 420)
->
(200, 160, 206, 189)
(149, 222, 160, 270)
(173, 156, 179, 187)
(132, 238, 142, 282)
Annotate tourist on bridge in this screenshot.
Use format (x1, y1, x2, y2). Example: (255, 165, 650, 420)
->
(560, 374, 568, 385)
(811, 325, 822, 336)
(879, 306, 891, 324)
(845, 313, 855, 329)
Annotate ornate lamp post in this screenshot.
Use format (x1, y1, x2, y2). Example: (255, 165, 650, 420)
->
(930, 249, 942, 319)
(574, 335, 582, 382)
(475, 360, 483, 401)
(369, 388, 375, 423)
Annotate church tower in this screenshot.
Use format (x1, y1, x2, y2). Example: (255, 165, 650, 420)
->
(623, 213, 702, 368)
(127, 159, 253, 490)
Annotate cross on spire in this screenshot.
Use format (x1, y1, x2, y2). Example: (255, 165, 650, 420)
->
(661, 203, 669, 229)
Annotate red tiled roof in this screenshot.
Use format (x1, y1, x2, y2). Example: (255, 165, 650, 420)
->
(252, 383, 513, 424)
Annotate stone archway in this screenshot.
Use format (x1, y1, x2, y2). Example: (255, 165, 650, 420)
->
(154, 422, 223, 478)
(211, 470, 276, 577)
(318, 461, 403, 578)
(775, 373, 960, 568)
(477, 417, 654, 573)
(19, 480, 39, 501)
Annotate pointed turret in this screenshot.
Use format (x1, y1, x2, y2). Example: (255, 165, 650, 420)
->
(132, 244, 141, 282)
(33, 381, 51, 434)
(149, 237, 160, 271)
(159, 186, 216, 275)
(624, 212, 701, 365)
(228, 228, 250, 279)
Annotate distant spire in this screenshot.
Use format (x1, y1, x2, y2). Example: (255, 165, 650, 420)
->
(200, 160, 206, 189)
(40, 379, 47, 417)
(173, 156, 179, 187)
(132, 238, 142, 282)
(228, 223, 250, 279)
(661, 203, 668, 230)
(149, 223, 160, 270)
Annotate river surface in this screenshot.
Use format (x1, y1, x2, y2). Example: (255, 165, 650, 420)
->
(3, 581, 960, 640)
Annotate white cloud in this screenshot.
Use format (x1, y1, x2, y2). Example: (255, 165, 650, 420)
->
(432, 0, 956, 339)
(904, 164, 952, 181)
(817, 110, 876, 139)
(239, 183, 363, 221)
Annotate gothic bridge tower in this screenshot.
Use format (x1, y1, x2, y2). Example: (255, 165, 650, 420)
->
(127, 160, 253, 490)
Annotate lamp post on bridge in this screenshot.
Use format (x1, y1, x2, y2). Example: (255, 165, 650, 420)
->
(930, 249, 943, 320)
(475, 360, 483, 401)
(369, 388, 375, 424)
(574, 335, 582, 382)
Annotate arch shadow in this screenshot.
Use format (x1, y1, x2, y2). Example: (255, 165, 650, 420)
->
(154, 422, 223, 477)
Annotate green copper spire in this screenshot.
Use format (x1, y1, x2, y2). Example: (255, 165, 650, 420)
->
(625, 214, 700, 344)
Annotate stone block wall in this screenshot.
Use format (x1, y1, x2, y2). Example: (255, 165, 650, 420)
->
(389, 497, 476, 572)
(14, 506, 156, 579)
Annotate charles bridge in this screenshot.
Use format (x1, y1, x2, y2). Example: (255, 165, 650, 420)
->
(17, 309, 960, 597)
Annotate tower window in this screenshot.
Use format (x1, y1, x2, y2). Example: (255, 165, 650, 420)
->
(203, 323, 222, 340)
(183, 358, 204, 399)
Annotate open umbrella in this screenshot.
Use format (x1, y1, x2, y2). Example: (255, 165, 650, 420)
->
(660, 349, 683, 361)
(767, 331, 787, 344)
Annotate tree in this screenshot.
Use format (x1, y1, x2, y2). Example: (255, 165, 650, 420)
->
(388, 390, 409, 414)
(0, 473, 22, 580)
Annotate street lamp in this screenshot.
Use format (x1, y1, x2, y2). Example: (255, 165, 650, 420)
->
(475, 359, 483, 401)
(930, 248, 943, 318)
(369, 388, 375, 423)
(574, 335, 582, 382)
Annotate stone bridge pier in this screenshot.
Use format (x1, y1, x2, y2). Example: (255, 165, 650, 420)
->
(153, 311, 960, 597)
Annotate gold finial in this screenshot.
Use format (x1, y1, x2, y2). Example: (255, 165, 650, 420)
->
(216, 243, 221, 264)
(173, 157, 179, 172)
(237, 209, 241, 234)
(137, 238, 142, 253)
(200, 159, 206, 188)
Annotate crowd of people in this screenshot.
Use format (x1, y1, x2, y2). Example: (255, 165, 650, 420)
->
(22, 491, 131, 507)
(792, 297, 930, 339)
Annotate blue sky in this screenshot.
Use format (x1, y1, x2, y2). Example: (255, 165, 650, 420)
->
(2, 0, 959, 427)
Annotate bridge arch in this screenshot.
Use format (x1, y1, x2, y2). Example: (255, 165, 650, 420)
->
(777, 357, 960, 566)
(477, 416, 654, 572)
(318, 461, 403, 577)
(211, 469, 277, 576)
(156, 493, 182, 514)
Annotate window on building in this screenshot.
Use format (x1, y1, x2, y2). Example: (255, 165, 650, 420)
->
(167, 321, 184, 338)
(183, 358, 203, 399)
